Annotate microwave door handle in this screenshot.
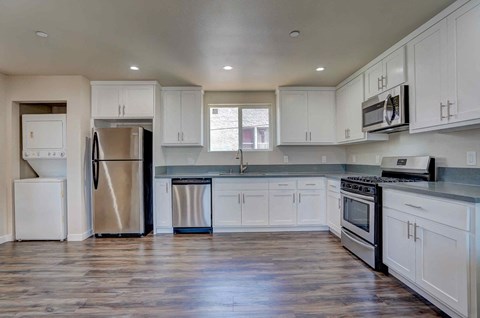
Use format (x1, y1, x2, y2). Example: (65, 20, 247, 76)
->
(384, 94, 394, 126)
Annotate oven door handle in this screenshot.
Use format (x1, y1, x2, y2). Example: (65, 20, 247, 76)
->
(340, 190, 374, 202)
(342, 229, 374, 249)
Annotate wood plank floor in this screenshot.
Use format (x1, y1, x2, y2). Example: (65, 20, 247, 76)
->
(0, 232, 446, 317)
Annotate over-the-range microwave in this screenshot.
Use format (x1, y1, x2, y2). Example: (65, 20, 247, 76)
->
(362, 85, 409, 133)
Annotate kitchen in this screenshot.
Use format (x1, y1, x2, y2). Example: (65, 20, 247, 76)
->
(0, 0, 479, 316)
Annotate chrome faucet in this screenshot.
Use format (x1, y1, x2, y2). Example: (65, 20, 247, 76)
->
(235, 149, 248, 174)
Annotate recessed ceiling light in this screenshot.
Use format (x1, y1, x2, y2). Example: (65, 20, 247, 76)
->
(316, 67, 325, 72)
(289, 30, 300, 38)
(223, 65, 233, 71)
(35, 31, 48, 38)
(130, 66, 139, 71)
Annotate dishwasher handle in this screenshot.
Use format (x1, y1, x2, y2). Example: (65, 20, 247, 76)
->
(172, 178, 212, 185)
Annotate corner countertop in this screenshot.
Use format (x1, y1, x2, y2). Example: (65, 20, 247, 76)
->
(155, 172, 365, 180)
(380, 181, 480, 203)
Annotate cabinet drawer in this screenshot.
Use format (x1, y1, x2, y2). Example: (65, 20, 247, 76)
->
(327, 179, 340, 193)
(383, 189, 471, 231)
(214, 178, 268, 191)
(297, 178, 325, 190)
(269, 178, 297, 190)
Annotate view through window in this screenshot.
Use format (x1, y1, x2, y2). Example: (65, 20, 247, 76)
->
(209, 105, 270, 151)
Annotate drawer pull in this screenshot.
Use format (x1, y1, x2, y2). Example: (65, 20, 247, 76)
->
(329, 184, 337, 188)
(305, 183, 316, 186)
(278, 184, 289, 186)
(407, 221, 412, 239)
(414, 223, 419, 242)
(404, 203, 423, 209)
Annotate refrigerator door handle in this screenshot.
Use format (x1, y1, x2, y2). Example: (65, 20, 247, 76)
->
(92, 132, 100, 189)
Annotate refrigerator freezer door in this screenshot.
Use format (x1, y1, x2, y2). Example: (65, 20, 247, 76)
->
(93, 161, 144, 234)
(94, 127, 143, 160)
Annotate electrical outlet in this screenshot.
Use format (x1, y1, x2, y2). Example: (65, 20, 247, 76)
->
(467, 151, 477, 166)
(321, 156, 327, 163)
(375, 155, 381, 164)
(283, 155, 289, 163)
(352, 155, 357, 163)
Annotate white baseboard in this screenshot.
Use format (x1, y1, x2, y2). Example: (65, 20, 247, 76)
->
(67, 229, 93, 241)
(213, 226, 329, 233)
(0, 234, 14, 245)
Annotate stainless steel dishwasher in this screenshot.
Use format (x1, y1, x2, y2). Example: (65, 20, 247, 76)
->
(172, 178, 212, 234)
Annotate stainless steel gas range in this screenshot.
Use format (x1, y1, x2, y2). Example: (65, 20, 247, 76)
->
(340, 156, 435, 272)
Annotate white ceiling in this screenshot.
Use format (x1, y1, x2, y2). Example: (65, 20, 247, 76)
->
(0, 0, 455, 90)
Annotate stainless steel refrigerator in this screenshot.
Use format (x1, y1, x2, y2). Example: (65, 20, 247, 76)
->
(92, 127, 153, 236)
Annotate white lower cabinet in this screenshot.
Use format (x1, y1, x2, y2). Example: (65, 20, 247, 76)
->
(154, 179, 172, 232)
(213, 177, 327, 230)
(326, 179, 341, 237)
(383, 189, 472, 317)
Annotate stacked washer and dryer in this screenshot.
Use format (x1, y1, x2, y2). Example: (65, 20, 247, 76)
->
(14, 114, 68, 241)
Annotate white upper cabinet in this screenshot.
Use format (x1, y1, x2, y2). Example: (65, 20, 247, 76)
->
(336, 74, 388, 144)
(364, 46, 406, 99)
(91, 82, 157, 119)
(277, 88, 335, 145)
(410, 0, 480, 133)
(408, 20, 448, 131)
(162, 87, 203, 146)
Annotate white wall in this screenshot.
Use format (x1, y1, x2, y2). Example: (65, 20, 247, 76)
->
(161, 91, 346, 166)
(345, 129, 480, 168)
(4, 76, 92, 241)
(0, 74, 8, 243)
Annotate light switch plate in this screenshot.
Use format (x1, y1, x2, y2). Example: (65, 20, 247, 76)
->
(283, 155, 289, 164)
(321, 156, 327, 163)
(467, 151, 477, 166)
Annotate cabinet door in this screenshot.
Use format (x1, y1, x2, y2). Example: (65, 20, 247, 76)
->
(307, 90, 335, 143)
(384, 46, 406, 91)
(326, 191, 341, 237)
(345, 74, 366, 141)
(122, 85, 154, 118)
(382, 208, 416, 282)
(241, 190, 269, 226)
(278, 91, 309, 143)
(162, 91, 182, 144)
(297, 190, 325, 225)
(181, 91, 203, 145)
(213, 191, 242, 227)
(269, 190, 297, 226)
(415, 217, 469, 317)
(154, 179, 172, 229)
(364, 61, 384, 99)
(91, 85, 122, 118)
(335, 85, 349, 143)
(408, 20, 448, 131)
(447, 1, 480, 123)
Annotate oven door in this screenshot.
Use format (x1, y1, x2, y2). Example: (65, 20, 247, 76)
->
(340, 190, 376, 244)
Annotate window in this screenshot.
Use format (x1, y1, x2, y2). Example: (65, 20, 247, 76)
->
(209, 105, 271, 151)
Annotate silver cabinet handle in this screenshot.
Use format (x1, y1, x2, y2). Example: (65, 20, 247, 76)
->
(118, 105, 121, 116)
(165, 182, 168, 193)
(243, 193, 245, 204)
(305, 132, 308, 141)
(447, 100, 454, 118)
(293, 193, 295, 203)
(407, 221, 412, 239)
(122, 105, 125, 116)
(338, 198, 341, 209)
(377, 77, 381, 90)
(305, 183, 316, 186)
(238, 193, 241, 204)
(299, 193, 301, 203)
(382, 75, 387, 89)
(309, 132, 312, 141)
(181, 132, 184, 141)
(177, 132, 180, 141)
(414, 223, 419, 242)
(278, 183, 289, 186)
(440, 102, 448, 119)
(404, 203, 423, 209)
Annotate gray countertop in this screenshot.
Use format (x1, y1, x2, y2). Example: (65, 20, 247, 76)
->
(380, 182, 480, 203)
(155, 172, 364, 180)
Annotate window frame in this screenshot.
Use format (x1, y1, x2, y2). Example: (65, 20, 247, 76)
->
(207, 103, 273, 152)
